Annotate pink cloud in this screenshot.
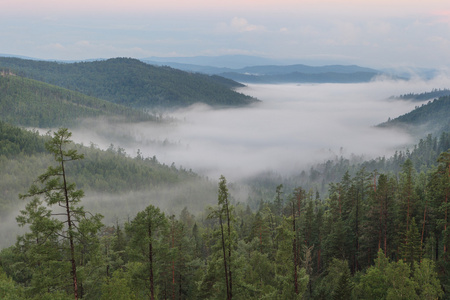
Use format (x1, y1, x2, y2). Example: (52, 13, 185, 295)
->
(3, 0, 448, 17)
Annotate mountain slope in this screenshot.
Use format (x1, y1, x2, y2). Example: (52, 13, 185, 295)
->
(0, 121, 209, 215)
(0, 57, 258, 108)
(0, 74, 154, 127)
(378, 96, 450, 136)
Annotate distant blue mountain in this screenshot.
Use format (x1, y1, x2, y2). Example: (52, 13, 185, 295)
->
(142, 55, 285, 69)
(142, 56, 389, 83)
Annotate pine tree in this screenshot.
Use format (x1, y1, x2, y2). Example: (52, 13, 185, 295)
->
(332, 267, 353, 300)
(400, 217, 422, 267)
(205, 175, 235, 299)
(17, 128, 103, 299)
(125, 205, 169, 300)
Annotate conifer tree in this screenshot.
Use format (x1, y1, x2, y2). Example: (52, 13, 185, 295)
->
(205, 175, 235, 299)
(18, 128, 103, 299)
(125, 204, 168, 300)
(400, 217, 422, 267)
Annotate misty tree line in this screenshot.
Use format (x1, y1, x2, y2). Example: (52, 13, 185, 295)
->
(0, 128, 449, 299)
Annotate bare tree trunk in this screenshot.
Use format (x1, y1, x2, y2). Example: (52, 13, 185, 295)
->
(172, 223, 176, 300)
(61, 153, 78, 300)
(292, 201, 298, 295)
(220, 215, 230, 300)
(378, 192, 382, 252)
(148, 221, 154, 300)
(225, 197, 232, 299)
(384, 194, 388, 256)
(421, 201, 427, 249)
(445, 192, 448, 254)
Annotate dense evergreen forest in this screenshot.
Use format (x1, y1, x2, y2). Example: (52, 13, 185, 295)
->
(0, 122, 212, 245)
(0, 74, 154, 127)
(0, 57, 258, 108)
(378, 95, 450, 137)
(0, 123, 449, 299)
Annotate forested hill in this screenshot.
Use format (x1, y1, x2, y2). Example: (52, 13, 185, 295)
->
(0, 57, 258, 108)
(0, 121, 210, 218)
(0, 74, 154, 127)
(378, 95, 450, 136)
(390, 88, 450, 101)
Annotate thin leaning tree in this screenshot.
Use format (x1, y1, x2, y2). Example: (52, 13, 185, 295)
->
(18, 128, 103, 299)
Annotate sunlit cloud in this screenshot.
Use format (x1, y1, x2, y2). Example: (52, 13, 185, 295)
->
(216, 17, 266, 34)
(39, 43, 66, 50)
(230, 17, 265, 32)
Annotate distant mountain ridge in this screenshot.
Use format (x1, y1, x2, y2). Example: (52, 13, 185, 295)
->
(0, 57, 258, 108)
(143, 57, 386, 83)
(143, 54, 284, 68)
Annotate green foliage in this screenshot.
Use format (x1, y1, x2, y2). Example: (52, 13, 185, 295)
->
(399, 217, 422, 266)
(2, 118, 450, 298)
(14, 128, 104, 299)
(101, 269, 136, 300)
(0, 121, 46, 157)
(0, 57, 258, 108)
(125, 205, 169, 299)
(315, 258, 353, 299)
(0, 74, 154, 128)
(413, 259, 443, 300)
(355, 250, 443, 300)
(333, 268, 354, 300)
(0, 266, 24, 300)
(0, 123, 203, 243)
(379, 95, 450, 136)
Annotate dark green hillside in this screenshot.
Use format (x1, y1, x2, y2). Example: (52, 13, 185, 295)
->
(0, 121, 46, 157)
(0, 74, 154, 127)
(0, 57, 258, 107)
(378, 95, 450, 135)
(0, 123, 203, 217)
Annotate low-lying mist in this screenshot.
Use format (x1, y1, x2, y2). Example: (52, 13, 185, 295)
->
(71, 77, 448, 182)
(2, 77, 448, 249)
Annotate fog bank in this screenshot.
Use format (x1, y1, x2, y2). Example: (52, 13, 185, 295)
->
(71, 78, 446, 181)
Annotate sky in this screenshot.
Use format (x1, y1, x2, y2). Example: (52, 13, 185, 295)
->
(1, 0, 450, 68)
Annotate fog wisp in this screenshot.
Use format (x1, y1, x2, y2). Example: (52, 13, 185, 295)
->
(71, 79, 446, 181)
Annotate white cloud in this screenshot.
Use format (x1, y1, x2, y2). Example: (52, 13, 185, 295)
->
(229, 17, 265, 32)
(428, 36, 450, 47)
(47, 42, 65, 50)
(75, 40, 91, 46)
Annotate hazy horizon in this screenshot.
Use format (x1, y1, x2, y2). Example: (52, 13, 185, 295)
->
(1, 1, 449, 69)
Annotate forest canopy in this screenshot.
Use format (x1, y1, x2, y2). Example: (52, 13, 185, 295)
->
(0, 57, 259, 108)
(0, 125, 449, 299)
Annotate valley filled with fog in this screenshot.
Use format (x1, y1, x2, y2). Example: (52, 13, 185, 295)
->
(70, 77, 448, 182)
